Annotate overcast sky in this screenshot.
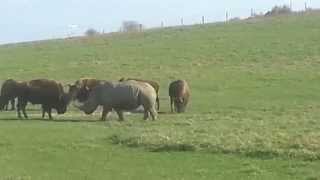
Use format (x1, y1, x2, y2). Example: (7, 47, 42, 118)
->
(0, 0, 318, 44)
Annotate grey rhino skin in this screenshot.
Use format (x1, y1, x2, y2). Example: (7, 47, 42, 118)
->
(76, 80, 157, 121)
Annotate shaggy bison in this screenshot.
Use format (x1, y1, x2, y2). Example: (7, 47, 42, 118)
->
(169, 80, 190, 113)
(16, 79, 74, 119)
(119, 77, 160, 111)
(0, 79, 27, 111)
(75, 81, 157, 121)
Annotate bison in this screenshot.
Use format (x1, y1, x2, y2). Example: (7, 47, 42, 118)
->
(119, 77, 160, 111)
(169, 80, 190, 113)
(69, 78, 104, 102)
(16, 79, 74, 119)
(75, 80, 157, 121)
(0, 79, 27, 111)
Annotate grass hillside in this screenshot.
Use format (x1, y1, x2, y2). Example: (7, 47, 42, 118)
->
(1, 13, 320, 179)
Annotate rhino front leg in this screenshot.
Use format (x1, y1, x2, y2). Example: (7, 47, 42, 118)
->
(101, 106, 111, 121)
(143, 110, 150, 120)
(115, 109, 124, 121)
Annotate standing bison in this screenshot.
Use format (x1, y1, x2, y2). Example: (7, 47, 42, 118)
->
(169, 80, 190, 113)
(17, 79, 73, 119)
(75, 81, 157, 121)
(0, 79, 26, 111)
(119, 77, 160, 111)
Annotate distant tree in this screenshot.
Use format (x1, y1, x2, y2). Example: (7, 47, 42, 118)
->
(122, 21, 143, 32)
(85, 28, 99, 36)
(229, 17, 241, 22)
(265, 5, 292, 16)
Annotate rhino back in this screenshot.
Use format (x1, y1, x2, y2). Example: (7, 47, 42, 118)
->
(96, 82, 141, 110)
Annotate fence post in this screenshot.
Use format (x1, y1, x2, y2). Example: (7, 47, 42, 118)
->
(305, 2, 307, 11)
(226, 11, 229, 22)
(202, 16, 205, 24)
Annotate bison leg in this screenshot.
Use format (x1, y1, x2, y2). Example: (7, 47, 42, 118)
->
(41, 105, 47, 118)
(115, 109, 124, 121)
(47, 108, 53, 120)
(41, 105, 52, 119)
(170, 97, 174, 113)
(10, 99, 15, 111)
(17, 98, 28, 119)
(101, 106, 111, 121)
(4, 103, 8, 111)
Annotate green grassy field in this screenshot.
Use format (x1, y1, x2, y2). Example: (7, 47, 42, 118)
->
(1, 13, 320, 179)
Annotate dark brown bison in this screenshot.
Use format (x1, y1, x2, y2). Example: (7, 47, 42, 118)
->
(69, 78, 104, 102)
(0, 79, 27, 111)
(119, 77, 160, 111)
(169, 80, 190, 113)
(17, 79, 74, 119)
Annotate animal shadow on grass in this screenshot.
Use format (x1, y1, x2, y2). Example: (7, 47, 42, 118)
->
(0, 116, 103, 123)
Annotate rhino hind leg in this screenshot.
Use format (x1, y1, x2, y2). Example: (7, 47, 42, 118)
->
(149, 108, 157, 120)
(143, 110, 150, 120)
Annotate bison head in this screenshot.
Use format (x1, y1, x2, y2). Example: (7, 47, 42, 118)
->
(175, 97, 186, 113)
(74, 100, 98, 115)
(68, 84, 91, 103)
(55, 92, 73, 114)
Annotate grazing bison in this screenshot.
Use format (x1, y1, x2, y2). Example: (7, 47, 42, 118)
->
(169, 80, 190, 113)
(0, 79, 27, 111)
(119, 77, 160, 111)
(69, 78, 103, 102)
(17, 79, 73, 119)
(75, 81, 157, 121)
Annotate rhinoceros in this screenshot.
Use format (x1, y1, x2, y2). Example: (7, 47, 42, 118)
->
(75, 80, 157, 121)
(119, 77, 160, 111)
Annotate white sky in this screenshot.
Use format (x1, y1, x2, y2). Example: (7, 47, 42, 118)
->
(0, 0, 318, 44)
